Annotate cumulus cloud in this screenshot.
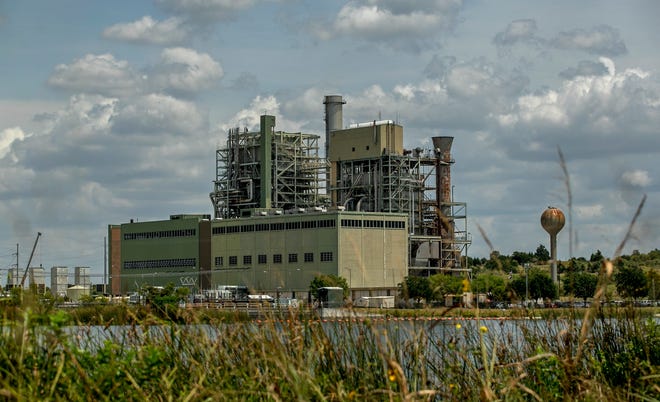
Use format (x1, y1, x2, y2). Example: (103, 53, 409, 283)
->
(218, 95, 307, 134)
(113, 93, 205, 136)
(575, 204, 604, 219)
(0, 127, 27, 160)
(550, 25, 627, 56)
(148, 47, 223, 93)
(494, 21, 627, 59)
(621, 170, 651, 187)
(314, 0, 463, 51)
(103, 16, 189, 45)
(495, 58, 659, 159)
(493, 19, 539, 47)
(0, 90, 212, 234)
(48, 54, 142, 97)
(559, 59, 610, 79)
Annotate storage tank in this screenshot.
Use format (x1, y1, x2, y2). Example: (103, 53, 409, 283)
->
(541, 207, 565, 284)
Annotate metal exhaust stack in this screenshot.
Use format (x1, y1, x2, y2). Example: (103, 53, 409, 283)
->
(323, 95, 345, 159)
(323, 95, 345, 201)
(432, 136, 454, 205)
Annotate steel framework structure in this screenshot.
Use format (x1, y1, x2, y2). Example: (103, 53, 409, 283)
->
(210, 127, 325, 219)
(332, 151, 469, 274)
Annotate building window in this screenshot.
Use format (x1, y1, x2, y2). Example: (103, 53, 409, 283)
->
(365, 145, 370, 150)
(273, 254, 282, 264)
(214, 256, 223, 267)
(288, 253, 298, 263)
(304, 252, 314, 263)
(243, 255, 252, 265)
(123, 258, 197, 269)
(341, 219, 362, 228)
(258, 254, 267, 264)
(320, 252, 333, 262)
(352, 147, 355, 152)
(229, 256, 238, 266)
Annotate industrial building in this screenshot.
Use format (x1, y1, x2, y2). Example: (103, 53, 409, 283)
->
(108, 96, 470, 301)
(50, 266, 68, 298)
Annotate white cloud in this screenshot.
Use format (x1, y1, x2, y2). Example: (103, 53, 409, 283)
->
(551, 25, 627, 56)
(495, 58, 657, 149)
(493, 19, 539, 47)
(148, 47, 223, 93)
(113, 93, 205, 136)
(621, 170, 651, 187)
(317, 0, 463, 51)
(48, 54, 142, 97)
(575, 204, 604, 219)
(103, 16, 189, 45)
(0, 127, 26, 160)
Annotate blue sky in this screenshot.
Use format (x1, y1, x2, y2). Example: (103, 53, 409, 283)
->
(1, 0, 659, 283)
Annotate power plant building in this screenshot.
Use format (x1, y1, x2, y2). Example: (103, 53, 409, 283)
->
(108, 96, 470, 300)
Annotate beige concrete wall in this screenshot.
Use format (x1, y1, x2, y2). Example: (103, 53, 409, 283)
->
(338, 218, 407, 290)
(210, 212, 407, 294)
(329, 123, 403, 162)
(210, 214, 339, 294)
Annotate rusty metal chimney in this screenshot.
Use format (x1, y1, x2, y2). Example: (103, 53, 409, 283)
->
(432, 136, 454, 205)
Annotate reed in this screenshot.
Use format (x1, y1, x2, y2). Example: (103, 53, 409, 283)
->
(0, 300, 658, 401)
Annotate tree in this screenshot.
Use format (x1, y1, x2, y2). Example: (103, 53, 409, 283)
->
(484, 253, 517, 273)
(563, 271, 598, 303)
(508, 268, 557, 301)
(309, 274, 349, 301)
(429, 274, 464, 300)
(535, 244, 550, 262)
(614, 263, 648, 300)
(398, 276, 433, 304)
(472, 273, 507, 301)
(143, 283, 189, 314)
(590, 250, 604, 262)
(511, 251, 534, 265)
(647, 269, 659, 301)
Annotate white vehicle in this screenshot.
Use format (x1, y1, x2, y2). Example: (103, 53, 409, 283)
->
(248, 294, 274, 304)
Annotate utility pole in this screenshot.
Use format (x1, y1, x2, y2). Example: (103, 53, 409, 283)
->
(103, 237, 107, 294)
(525, 263, 530, 303)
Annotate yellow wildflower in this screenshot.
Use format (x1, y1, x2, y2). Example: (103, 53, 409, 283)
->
(388, 369, 396, 382)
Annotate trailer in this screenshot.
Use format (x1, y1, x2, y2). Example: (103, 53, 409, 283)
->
(354, 296, 395, 308)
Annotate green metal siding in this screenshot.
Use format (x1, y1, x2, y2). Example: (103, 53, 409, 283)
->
(119, 219, 203, 294)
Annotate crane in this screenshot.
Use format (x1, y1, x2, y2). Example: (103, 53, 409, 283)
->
(19, 232, 41, 288)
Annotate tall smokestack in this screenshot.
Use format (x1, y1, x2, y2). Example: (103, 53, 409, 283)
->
(432, 136, 454, 204)
(323, 95, 345, 159)
(323, 95, 345, 201)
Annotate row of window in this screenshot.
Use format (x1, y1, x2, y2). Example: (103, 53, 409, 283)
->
(214, 251, 333, 267)
(211, 218, 406, 235)
(340, 219, 405, 229)
(124, 258, 196, 270)
(124, 229, 197, 241)
(212, 219, 337, 235)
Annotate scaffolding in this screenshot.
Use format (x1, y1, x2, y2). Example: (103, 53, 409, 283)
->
(331, 148, 469, 275)
(273, 132, 325, 210)
(210, 125, 325, 219)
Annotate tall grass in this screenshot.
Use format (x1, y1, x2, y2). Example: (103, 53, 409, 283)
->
(0, 301, 658, 401)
